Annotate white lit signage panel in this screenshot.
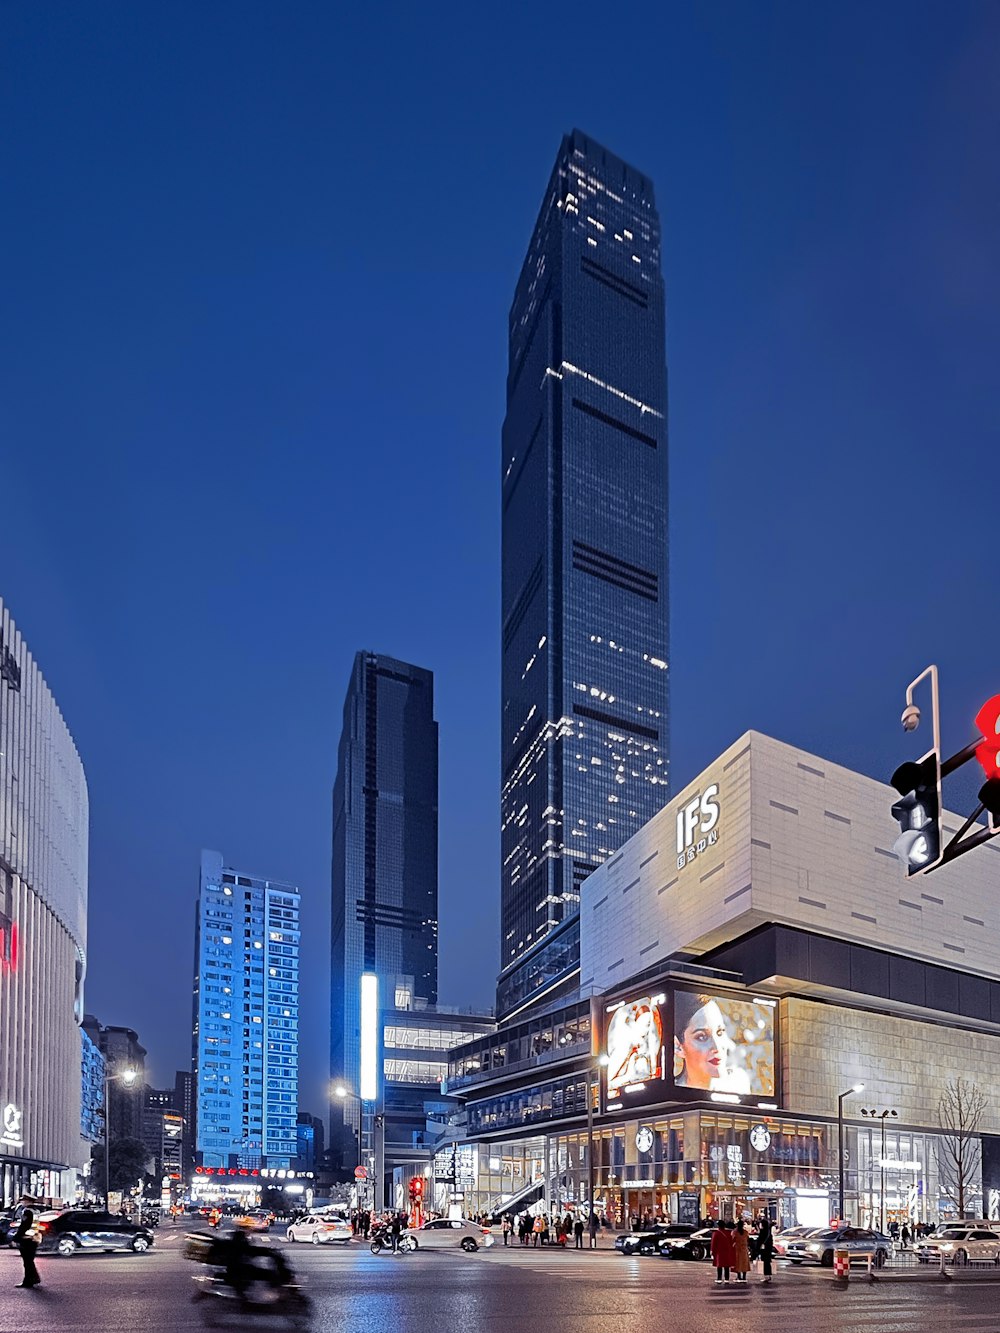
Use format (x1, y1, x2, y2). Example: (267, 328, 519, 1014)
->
(359, 973, 379, 1102)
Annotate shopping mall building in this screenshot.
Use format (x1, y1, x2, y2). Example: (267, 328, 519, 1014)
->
(0, 599, 89, 1206)
(446, 731, 1000, 1230)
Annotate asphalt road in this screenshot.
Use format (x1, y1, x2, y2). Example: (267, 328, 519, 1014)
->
(4, 1223, 1000, 1332)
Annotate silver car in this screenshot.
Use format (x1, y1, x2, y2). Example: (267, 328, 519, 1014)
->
(401, 1218, 494, 1253)
(785, 1227, 890, 1268)
(914, 1227, 1000, 1265)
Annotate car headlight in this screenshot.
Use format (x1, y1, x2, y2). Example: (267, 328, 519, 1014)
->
(940, 1244, 954, 1252)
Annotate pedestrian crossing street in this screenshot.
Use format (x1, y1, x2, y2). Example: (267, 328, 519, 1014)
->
(463, 1252, 1000, 1330)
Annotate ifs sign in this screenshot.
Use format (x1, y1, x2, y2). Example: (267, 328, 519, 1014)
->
(676, 785, 720, 870)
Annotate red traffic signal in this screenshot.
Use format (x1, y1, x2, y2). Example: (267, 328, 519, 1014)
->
(408, 1177, 424, 1197)
(975, 695, 1000, 780)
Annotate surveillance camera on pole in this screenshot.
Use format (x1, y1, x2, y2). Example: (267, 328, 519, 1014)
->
(890, 669, 1000, 873)
(888, 667, 942, 875)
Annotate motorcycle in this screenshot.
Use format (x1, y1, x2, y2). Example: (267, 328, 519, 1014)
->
(370, 1224, 408, 1255)
(191, 1272, 312, 1329)
(187, 1231, 311, 1328)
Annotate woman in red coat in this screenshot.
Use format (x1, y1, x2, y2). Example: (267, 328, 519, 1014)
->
(710, 1221, 735, 1284)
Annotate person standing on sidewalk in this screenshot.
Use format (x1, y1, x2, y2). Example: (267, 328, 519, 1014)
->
(588, 1212, 599, 1249)
(574, 1216, 584, 1249)
(757, 1216, 774, 1283)
(13, 1209, 41, 1289)
(711, 1221, 735, 1284)
(502, 1215, 511, 1247)
(732, 1220, 751, 1284)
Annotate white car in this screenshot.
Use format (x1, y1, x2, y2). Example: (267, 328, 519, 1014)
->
(286, 1214, 353, 1245)
(401, 1218, 494, 1253)
(914, 1228, 1000, 1265)
(773, 1225, 819, 1257)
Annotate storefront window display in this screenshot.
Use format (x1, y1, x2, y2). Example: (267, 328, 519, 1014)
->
(459, 1112, 976, 1228)
(485, 1113, 840, 1228)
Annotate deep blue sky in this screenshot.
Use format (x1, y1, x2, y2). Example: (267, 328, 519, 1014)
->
(2, 3, 998, 1115)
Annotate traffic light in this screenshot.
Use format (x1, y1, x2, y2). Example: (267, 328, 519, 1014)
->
(408, 1177, 423, 1199)
(890, 752, 942, 875)
(975, 695, 1000, 833)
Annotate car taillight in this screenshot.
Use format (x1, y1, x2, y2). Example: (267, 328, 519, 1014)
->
(36, 1223, 48, 1232)
(481, 1228, 490, 1236)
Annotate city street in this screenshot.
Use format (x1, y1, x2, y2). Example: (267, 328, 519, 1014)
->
(5, 1224, 1000, 1332)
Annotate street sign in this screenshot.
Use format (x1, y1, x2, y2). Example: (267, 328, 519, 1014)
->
(354, 1165, 368, 1180)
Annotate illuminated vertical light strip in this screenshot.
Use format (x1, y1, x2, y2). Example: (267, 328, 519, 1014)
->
(359, 972, 378, 1101)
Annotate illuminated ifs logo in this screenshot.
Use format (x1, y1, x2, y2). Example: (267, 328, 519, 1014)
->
(0, 913, 16, 973)
(676, 785, 720, 870)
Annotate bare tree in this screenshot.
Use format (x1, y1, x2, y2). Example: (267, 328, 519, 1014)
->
(937, 1078, 987, 1218)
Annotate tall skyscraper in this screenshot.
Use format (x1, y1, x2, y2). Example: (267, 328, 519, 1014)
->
(330, 653, 438, 1143)
(193, 850, 300, 1169)
(1, 596, 89, 1205)
(499, 130, 670, 1018)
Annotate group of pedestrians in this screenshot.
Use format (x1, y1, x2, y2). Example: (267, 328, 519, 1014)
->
(497, 1210, 599, 1249)
(888, 1220, 930, 1247)
(710, 1217, 774, 1285)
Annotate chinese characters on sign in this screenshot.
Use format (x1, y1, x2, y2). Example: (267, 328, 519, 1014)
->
(676, 784, 720, 870)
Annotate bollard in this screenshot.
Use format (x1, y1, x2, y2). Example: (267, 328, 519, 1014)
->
(834, 1248, 850, 1280)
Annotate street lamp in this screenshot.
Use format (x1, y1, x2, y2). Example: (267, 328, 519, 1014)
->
(103, 1068, 138, 1210)
(837, 1083, 864, 1226)
(586, 1053, 609, 1246)
(861, 1107, 898, 1232)
(333, 1082, 373, 1208)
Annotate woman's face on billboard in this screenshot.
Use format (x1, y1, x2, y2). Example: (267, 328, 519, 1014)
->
(675, 999, 730, 1087)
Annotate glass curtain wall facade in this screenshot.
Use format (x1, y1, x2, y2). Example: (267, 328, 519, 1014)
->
(500, 130, 669, 1015)
(460, 1114, 979, 1230)
(193, 849, 300, 1169)
(330, 653, 439, 1143)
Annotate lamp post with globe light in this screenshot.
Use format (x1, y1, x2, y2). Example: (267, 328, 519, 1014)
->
(102, 1067, 138, 1209)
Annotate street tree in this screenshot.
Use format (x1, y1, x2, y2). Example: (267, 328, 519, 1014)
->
(90, 1137, 152, 1195)
(937, 1077, 987, 1218)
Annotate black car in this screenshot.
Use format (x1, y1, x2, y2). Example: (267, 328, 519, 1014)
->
(615, 1223, 698, 1256)
(0, 1209, 18, 1248)
(659, 1226, 716, 1261)
(36, 1210, 155, 1257)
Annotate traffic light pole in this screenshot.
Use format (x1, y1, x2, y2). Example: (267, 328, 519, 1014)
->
(892, 666, 1000, 874)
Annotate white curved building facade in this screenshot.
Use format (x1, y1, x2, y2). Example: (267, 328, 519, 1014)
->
(0, 598, 89, 1205)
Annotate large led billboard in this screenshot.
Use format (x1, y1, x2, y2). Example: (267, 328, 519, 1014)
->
(604, 987, 776, 1108)
(672, 989, 775, 1097)
(606, 993, 666, 1103)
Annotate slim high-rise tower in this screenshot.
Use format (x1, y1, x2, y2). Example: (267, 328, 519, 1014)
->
(330, 652, 438, 1144)
(499, 130, 669, 1018)
(193, 850, 300, 1169)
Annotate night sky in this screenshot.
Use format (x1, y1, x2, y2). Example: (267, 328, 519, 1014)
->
(2, 3, 998, 1118)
